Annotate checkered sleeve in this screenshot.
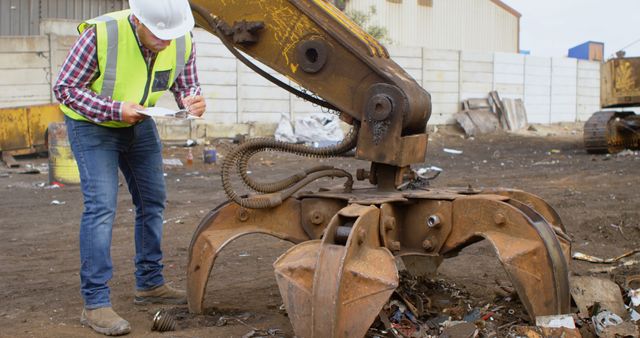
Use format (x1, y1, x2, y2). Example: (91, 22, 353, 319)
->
(53, 27, 123, 123)
(170, 32, 202, 109)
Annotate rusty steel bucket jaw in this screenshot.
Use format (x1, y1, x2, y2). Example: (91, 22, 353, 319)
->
(187, 199, 311, 314)
(274, 204, 399, 338)
(441, 195, 572, 319)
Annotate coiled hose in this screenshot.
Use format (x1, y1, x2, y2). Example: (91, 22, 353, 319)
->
(222, 125, 359, 209)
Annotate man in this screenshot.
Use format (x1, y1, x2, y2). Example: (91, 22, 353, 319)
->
(53, 0, 205, 335)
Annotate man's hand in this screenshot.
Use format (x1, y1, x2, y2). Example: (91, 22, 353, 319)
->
(182, 95, 206, 117)
(121, 102, 146, 124)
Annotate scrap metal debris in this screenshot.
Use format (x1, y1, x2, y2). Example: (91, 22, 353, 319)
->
(455, 91, 528, 137)
(241, 328, 284, 338)
(366, 270, 640, 338)
(443, 148, 463, 155)
(163, 158, 184, 166)
(573, 249, 640, 264)
(366, 272, 528, 337)
(151, 309, 176, 332)
(570, 276, 627, 318)
(592, 310, 623, 335)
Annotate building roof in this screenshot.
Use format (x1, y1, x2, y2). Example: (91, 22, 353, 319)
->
(490, 0, 522, 18)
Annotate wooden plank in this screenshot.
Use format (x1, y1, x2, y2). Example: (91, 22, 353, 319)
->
(2, 151, 19, 168)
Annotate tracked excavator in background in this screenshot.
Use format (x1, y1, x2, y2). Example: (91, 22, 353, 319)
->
(584, 52, 640, 153)
(186, 1, 572, 336)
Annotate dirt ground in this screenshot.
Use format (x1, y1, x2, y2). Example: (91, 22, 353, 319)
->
(1, 122, 639, 338)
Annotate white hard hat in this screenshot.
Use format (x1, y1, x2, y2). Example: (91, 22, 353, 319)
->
(129, 0, 194, 40)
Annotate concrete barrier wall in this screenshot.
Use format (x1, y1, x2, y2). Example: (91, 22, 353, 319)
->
(0, 36, 52, 108)
(1, 29, 602, 126)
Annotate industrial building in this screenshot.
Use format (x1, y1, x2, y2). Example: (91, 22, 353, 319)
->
(0, 0, 128, 36)
(342, 0, 520, 53)
(4, 0, 519, 54)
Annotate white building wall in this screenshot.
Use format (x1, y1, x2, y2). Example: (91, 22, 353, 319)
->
(345, 0, 519, 53)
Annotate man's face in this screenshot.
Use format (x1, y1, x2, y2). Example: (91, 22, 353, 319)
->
(133, 17, 171, 53)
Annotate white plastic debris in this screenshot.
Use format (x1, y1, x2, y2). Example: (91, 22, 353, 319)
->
(592, 310, 623, 335)
(443, 148, 463, 155)
(163, 159, 183, 166)
(535, 314, 576, 329)
(274, 114, 297, 143)
(417, 166, 443, 175)
(294, 114, 344, 143)
(630, 288, 640, 307)
(50, 200, 66, 205)
(630, 308, 640, 322)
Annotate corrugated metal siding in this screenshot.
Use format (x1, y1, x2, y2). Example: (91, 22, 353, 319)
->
(346, 0, 518, 53)
(40, 0, 127, 21)
(0, 0, 39, 36)
(0, 0, 127, 36)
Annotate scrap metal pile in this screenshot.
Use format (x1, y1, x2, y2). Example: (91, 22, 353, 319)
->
(365, 258, 640, 338)
(455, 91, 528, 137)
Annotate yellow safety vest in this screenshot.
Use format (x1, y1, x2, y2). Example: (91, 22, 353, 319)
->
(60, 9, 192, 128)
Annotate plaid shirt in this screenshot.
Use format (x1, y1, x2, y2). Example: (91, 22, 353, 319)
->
(54, 15, 200, 123)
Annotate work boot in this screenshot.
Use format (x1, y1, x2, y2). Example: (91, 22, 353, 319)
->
(80, 307, 131, 336)
(134, 284, 187, 305)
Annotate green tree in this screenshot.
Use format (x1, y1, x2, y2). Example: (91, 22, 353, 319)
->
(345, 6, 391, 45)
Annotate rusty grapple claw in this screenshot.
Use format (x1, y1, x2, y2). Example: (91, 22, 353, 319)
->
(274, 204, 398, 338)
(187, 188, 571, 338)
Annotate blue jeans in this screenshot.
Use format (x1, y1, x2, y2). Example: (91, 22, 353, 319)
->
(65, 116, 166, 309)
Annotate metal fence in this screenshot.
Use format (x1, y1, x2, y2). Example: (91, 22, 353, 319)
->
(0, 0, 128, 36)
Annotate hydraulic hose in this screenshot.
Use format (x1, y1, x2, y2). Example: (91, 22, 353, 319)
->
(221, 126, 359, 209)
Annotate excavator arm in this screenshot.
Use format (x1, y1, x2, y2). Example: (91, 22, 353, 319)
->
(186, 2, 572, 337)
(189, 0, 431, 167)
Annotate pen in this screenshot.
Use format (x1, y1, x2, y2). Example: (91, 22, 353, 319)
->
(183, 87, 201, 114)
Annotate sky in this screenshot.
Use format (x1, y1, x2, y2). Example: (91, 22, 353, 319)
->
(501, 0, 640, 58)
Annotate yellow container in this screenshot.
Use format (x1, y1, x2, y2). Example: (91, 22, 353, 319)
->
(48, 122, 81, 185)
(0, 104, 64, 155)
